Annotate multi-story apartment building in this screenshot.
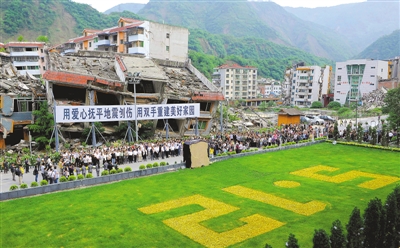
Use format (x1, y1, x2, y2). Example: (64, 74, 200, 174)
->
(212, 63, 258, 100)
(4, 42, 46, 77)
(334, 59, 388, 106)
(284, 65, 331, 107)
(258, 78, 281, 97)
(57, 17, 189, 63)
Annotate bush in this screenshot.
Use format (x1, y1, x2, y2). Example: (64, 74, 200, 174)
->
(30, 181, 39, 187)
(124, 167, 132, 172)
(59, 176, 67, 182)
(68, 175, 76, 181)
(328, 101, 341, 110)
(86, 173, 93, 178)
(153, 162, 159, 167)
(109, 169, 117, 174)
(77, 174, 85, 180)
(117, 168, 123, 173)
(139, 165, 146, 170)
(160, 161, 166, 166)
(40, 180, 48, 186)
(101, 170, 109, 176)
(20, 183, 28, 189)
(10, 185, 19, 191)
(146, 164, 153, 169)
(311, 101, 323, 108)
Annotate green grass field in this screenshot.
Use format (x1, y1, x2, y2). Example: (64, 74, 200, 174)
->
(1, 143, 399, 248)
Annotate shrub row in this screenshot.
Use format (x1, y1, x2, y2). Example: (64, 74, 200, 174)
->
(326, 140, 400, 152)
(140, 162, 169, 169)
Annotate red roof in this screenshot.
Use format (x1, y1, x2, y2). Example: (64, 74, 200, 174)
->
(5, 42, 45, 48)
(119, 17, 141, 23)
(69, 34, 97, 43)
(218, 63, 257, 69)
(43, 71, 123, 88)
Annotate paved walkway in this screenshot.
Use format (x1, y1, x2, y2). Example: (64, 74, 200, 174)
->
(0, 155, 184, 193)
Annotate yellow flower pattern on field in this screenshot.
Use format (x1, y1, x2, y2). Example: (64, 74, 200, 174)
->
(274, 180, 301, 188)
(290, 165, 400, 190)
(223, 186, 326, 216)
(138, 194, 285, 248)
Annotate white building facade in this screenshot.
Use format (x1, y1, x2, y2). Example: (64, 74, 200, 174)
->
(58, 18, 189, 63)
(212, 64, 258, 100)
(5, 42, 46, 77)
(287, 65, 331, 107)
(334, 59, 388, 105)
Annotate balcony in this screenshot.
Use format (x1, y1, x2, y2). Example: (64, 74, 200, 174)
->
(128, 34, 145, 42)
(10, 51, 38, 57)
(94, 39, 110, 46)
(128, 47, 146, 55)
(13, 61, 40, 67)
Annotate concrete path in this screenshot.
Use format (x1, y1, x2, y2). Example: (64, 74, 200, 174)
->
(0, 154, 184, 193)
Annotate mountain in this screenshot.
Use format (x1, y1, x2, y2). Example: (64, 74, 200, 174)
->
(354, 30, 400, 60)
(0, 0, 142, 44)
(136, 0, 354, 61)
(188, 29, 333, 80)
(104, 3, 145, 15)
(285, 1, 400, 52)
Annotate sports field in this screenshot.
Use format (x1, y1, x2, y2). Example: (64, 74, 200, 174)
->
(1, 143, 399, 247)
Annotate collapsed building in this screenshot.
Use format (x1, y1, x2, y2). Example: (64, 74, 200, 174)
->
(0, 61, 47, 149)
(43, 50, 224, 141)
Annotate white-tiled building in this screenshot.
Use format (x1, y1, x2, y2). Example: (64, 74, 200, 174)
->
(57, 17, 189, 63)
(334, 59, 388, 105)
(212, 63, 258, 100)
(5, 42, 46, 77)
(258, 78, 281, 97)
(284, 65, 331, 107)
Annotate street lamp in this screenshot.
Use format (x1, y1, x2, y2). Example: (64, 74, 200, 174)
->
(127, 72, 141, 142)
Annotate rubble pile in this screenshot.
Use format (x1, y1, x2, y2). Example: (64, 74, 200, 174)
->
(49, 53, 120, 81)
(360, 88, 387, 111)
(163, 67, 209, 96)
(0, 62, 45, 96)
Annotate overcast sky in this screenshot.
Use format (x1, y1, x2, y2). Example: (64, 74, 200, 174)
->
(73, 0, 367, 13)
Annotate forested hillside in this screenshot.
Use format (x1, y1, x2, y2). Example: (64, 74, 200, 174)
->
(355, 30, 400, 60)
(104, 3, 145, 15)
(189, 29, 332, 80)
(137, 0, 353, 61)
(0, 0, 141, 44)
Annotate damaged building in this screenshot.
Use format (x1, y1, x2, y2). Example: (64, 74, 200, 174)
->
(0, 62, 47, 149)
(43, 50, 223, 139)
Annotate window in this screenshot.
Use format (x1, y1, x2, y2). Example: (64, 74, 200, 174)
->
(226, 80, 229, 84)
(89, 42, 92, 47)
(371, 75, 375, 77)
(43, 66, 46, 70)
(166, 46, 170, 52)
(337, 76, 341, 81)
(40, 49, 43, 53)
(338, 68, 342, 70)
(371, 66, 375, 69)
(120, 39, 123, 45)
(166, 33, 170, 38)
(120, 22, 124, 27)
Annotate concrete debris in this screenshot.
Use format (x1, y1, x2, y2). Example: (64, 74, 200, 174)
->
(360, 88, 386, 111)
(0, 62, 45, 96)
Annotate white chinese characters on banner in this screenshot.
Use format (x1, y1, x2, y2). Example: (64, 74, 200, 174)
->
(55, 104, 200, 123)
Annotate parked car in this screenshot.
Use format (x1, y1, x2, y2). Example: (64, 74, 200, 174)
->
(300, 116, 312, 124)
(319, 115, 335, 123)
(306, 116, 325, 125)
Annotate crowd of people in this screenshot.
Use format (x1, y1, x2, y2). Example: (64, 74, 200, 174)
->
(2, 117, 398, 186)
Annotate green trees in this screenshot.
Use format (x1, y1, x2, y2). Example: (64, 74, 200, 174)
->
(311, 101, 323, 108)
(17, 35, 24, 42)
(330, 220, 346, 248)
(328, 101, 341, 110)
(286, 233, 300, 248)
(36, 35, 49, 43)
(346, 207, 364, 248)
(28, 102, 54, 150)
(382, 87, 400, 146)
(312, 229, 330, 248)
(363, 198, 385, 248)
(384, 187, 400, 247)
